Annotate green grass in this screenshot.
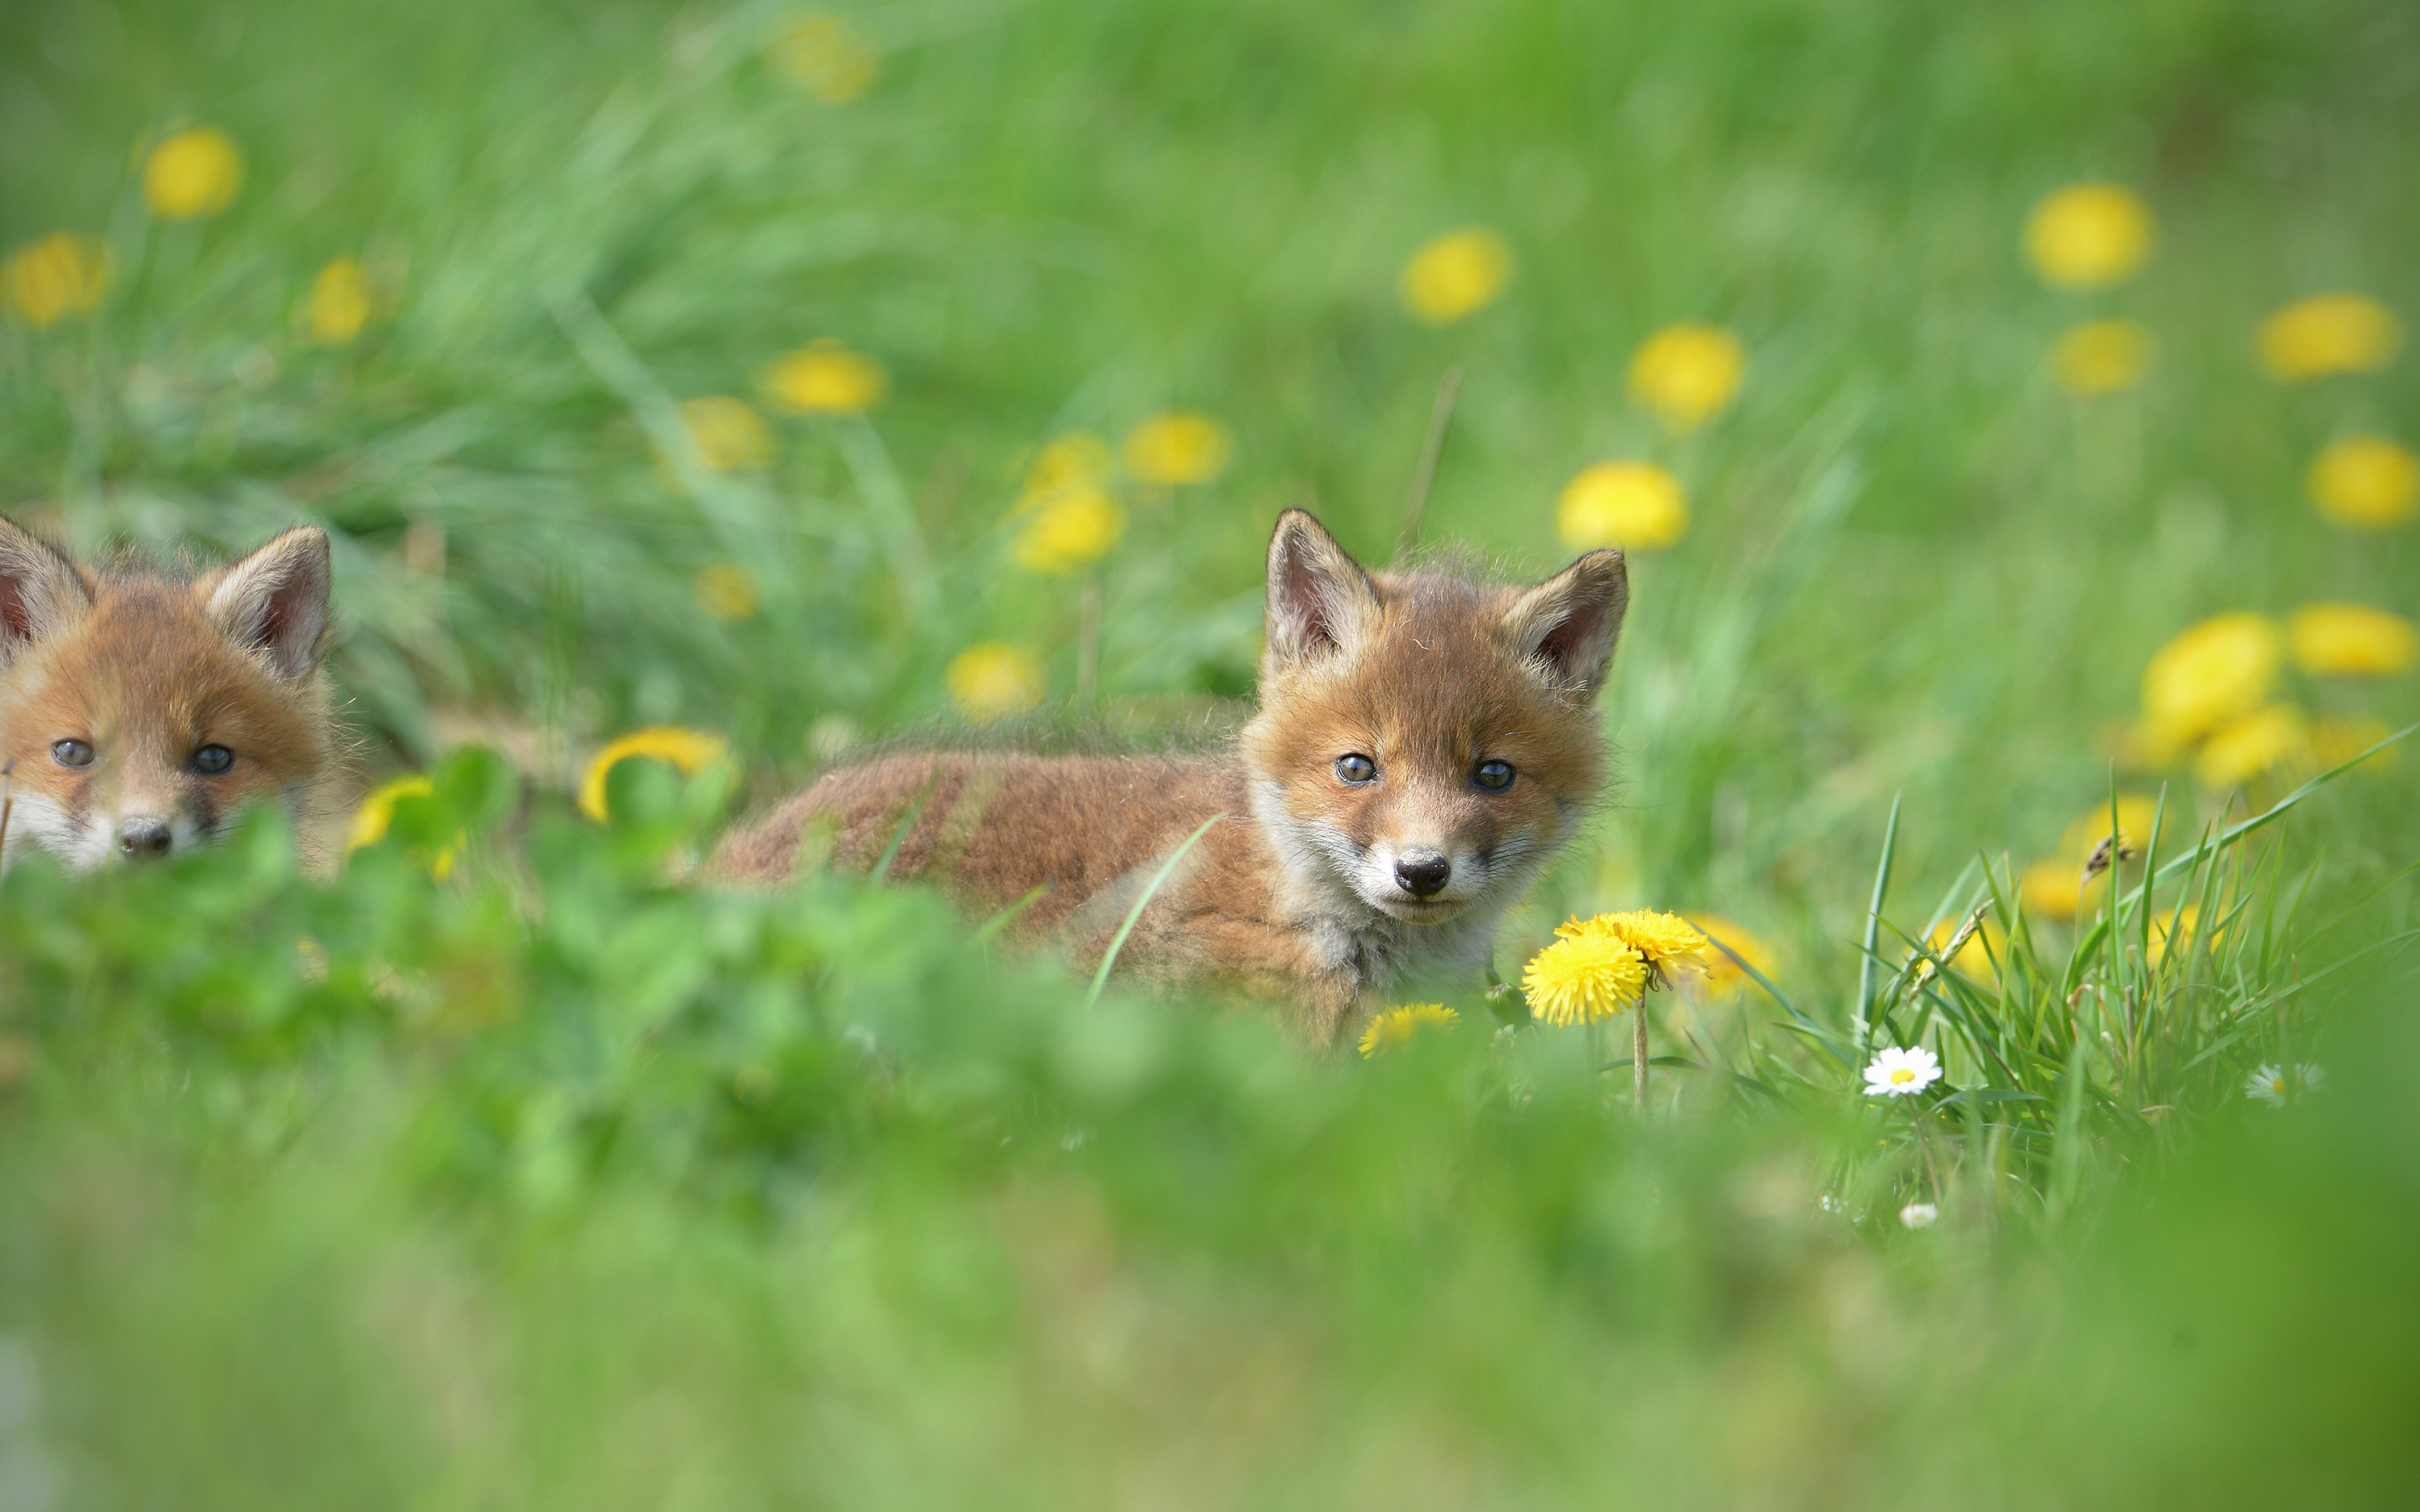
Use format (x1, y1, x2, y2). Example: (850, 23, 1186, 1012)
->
(4, 0, 2420, 1503)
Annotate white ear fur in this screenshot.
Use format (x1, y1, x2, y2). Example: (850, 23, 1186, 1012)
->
(1263, 510, 1381, 668)
(0, 516, 93, 665)
(202, 526, 333, 680)
(1502, 549, 1628, 698)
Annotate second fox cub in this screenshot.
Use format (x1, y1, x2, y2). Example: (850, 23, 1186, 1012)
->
(0, 517, 340, 869)
(719, 510, 1627, 1038)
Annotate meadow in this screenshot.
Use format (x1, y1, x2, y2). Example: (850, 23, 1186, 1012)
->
(3, 0, 2419, 1504)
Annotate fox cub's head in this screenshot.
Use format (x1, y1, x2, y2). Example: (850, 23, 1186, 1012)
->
(1241, 510, 1626, 926)
(0, 517, 336, 869)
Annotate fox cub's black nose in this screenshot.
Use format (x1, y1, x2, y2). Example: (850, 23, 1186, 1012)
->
(118, 818, 173, 858)
(1394, 853, 1450, 898)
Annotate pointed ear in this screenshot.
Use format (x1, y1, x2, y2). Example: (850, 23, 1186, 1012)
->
(0, 515, 93, 665)
(1263, 509, 1381, 668)
(200, 526, 333, 680)
(1502, 549, 1628, 698)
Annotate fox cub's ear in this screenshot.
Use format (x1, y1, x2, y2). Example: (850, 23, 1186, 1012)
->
(0, 515, 93, 665)
(1503, 550, 1628, 698)
(201, 526, 333, 681)
(1264, 509, 1381, 668)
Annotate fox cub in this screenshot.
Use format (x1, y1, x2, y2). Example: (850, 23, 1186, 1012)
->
(718, 509, 1627, 1039)
(0, 516, 339, 869)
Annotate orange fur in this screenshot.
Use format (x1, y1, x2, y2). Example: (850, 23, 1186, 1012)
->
(717, 511, 1627, 1042)
(0, 517, 341, 870)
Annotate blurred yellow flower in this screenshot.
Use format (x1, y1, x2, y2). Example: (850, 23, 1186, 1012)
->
(2060, 794, 2164, 864)
(677, 396, 775, 471)
(1024, 433, 1113, 493)
(1012, 486, 1124, 574)
(2141, 613, 2281, 748)
(2193, 705, 2308, 790)
(1523, 932, 1647, 1026)
(1555, 461, 1687, 552)
(346, 774, 458, 878)
(304, 257, 376, 344)
(3, 233, 112, 328)
(2307, 436, 2418, 531)
(2020, 858, 2108, 922)
(1123, 412, 1230, 486)
(1357, 1002, 1460, 1058)
(141, 127, 245, 220)
(579, 727, 731, 822)
(2286, 602, 2417, 678)
(2024, 183, 2152, 290)
(2260, 294, 2400, 381)
(764, 339, 886, 414)
(2311, 716, 2399, 774)
(1399, 228, 1512, 325)
(347, 774, 434, 851)
(2053, 320, 2153, 395)
(947, 643, 1043, 721)
(1628, 323, 1746, 433)
(2147, 904, 2202, 970)
(767, 13, 879, 102)
(694, 564, 759, 622)
(1680, 911, 1776, 995)
(1919, 917, 2004, 982)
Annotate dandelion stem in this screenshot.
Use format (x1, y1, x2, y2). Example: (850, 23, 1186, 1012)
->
(1397, 365, 1462, 556)
(1634, 993, 1651, 1110)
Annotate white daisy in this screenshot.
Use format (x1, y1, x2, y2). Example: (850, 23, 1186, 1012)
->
(1899, 1202, 1939, 1229)
(1862, 1045, 1941, 1098)
(2247, 1063, 2328, 1106)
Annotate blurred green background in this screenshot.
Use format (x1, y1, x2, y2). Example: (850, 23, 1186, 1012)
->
(3, 0, 2419, 1504)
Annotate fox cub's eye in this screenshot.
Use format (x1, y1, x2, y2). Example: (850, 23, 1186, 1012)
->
(51, 738, 94, 769)
(1334, 753, 1377, 785)
(192, 744, 234, 774)
(1474, 760, 1516, 790)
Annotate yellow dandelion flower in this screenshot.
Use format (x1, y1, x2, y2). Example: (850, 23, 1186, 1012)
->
(1012, 486, 1124, 574)
(2287, 602, 2417, 678)
(1916, 917, 2004, 984)
(764, 339, 886, 415)
(2307, 437, 2418, 531)
(766, 13, 880, 102)
(2193, 705, 2308, 790)
(578, 727, 731, 822)
(1627, 323, 1746, 433)
(947, 643, 1043, 721)
(2060, 794, 2164, 864)
(1398, 228, 1512, 325)
(2310, 716, 2399, 774)
(1123, 412, 1231, 486)
(1523, 932, 1648, 1027)
(1555, 460, 1687, 552)
(2053, 320, 2153, 396)
(2024, 183, 2153, 289)
(1557, 908, 1707, 974)
(2147, 904, 2202, 969)
(2260, 294, 2400, 381)
(303, 257, 376, 344)
(3, 233, 113, 328)
(1680, 912, 1777, 995)
(2141, 613, 2282, 747)
(1023, 433, 1113, 494)
(346, 774, 460, 878)
(141, 127, 245, 220)
(1358, 1002, 1461, 1058)
(2019, 858, 2109, 922)
(694, 565, 759, 622)
(676, 396, 775, 472)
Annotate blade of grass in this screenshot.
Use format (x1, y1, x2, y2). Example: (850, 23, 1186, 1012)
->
(1856, 794, 1902, 1054)
(1087, 814, 1223, 1005)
